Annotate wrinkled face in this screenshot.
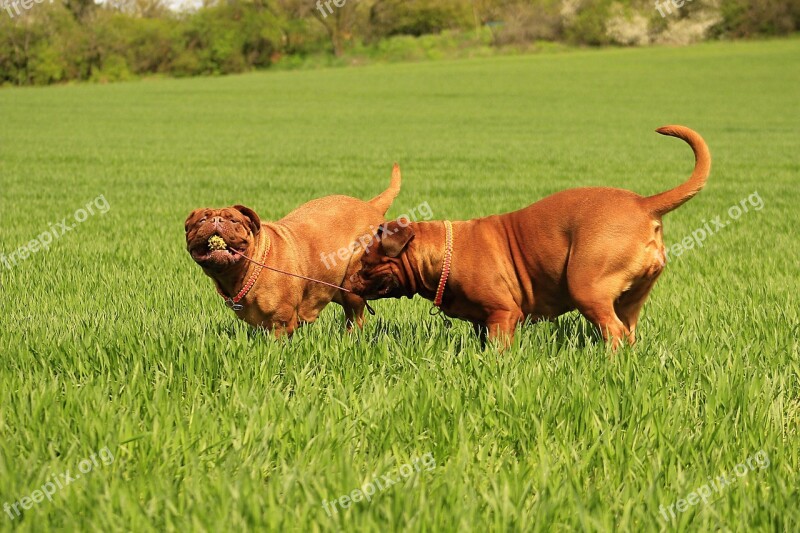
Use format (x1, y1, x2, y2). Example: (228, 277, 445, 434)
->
(184, 205, 261, 273)
(351, 222, 414, 299)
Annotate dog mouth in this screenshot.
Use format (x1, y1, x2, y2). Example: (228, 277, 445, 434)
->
(355, 275, 400, 299)
(189, 236, 244, 264)
(378, 279, 397, 295)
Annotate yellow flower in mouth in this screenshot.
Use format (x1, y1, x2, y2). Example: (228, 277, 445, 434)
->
(208, 235, 227, 251)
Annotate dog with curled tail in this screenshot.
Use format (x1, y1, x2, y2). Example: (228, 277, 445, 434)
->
(351, 126, 711, 349)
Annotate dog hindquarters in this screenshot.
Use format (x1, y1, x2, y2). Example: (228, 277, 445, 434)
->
(565, 236, 637, 349)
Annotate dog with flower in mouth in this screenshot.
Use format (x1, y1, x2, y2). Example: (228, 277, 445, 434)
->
(184, 165, 401, 335)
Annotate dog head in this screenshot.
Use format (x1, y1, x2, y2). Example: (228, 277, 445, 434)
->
(351, 220, 414, 299)
(185, 205, 261, 273)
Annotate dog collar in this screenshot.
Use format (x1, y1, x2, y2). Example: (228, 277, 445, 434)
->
(433, 220, 453, 307)
(215, 233, 270, 311)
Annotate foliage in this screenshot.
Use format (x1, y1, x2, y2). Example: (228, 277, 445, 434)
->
(711, 0, 800, 37)
(368, 0, 475, 39)
(0, 0, 797, 85)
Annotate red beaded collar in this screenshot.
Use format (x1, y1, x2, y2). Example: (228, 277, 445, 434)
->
(433, 220, 453, 307)
(215, 232, 270, 311)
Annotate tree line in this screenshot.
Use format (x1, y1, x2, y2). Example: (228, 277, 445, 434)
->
(1, 0, 797, 86)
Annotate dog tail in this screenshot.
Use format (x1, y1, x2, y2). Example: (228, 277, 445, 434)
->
(642, 125, 711, 217)
(369, 163, 402, 215)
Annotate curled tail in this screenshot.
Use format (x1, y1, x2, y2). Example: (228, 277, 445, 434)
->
(642, 125, 711, 217)
(369, 163, 402, 215)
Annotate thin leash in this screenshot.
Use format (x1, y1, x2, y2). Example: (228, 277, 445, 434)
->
(222, 240, 376, 315)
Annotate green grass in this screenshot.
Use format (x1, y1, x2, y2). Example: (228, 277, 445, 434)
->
(1, 38, 798, 531)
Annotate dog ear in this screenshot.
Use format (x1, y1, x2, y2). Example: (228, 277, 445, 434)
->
(184, 209, 203, 233)
(379, 222, 414, 258)
(233, 205, 261, 235)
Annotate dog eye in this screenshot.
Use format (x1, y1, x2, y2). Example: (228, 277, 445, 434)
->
(231, 219, 239, 224)
(199, 217, 207, 224)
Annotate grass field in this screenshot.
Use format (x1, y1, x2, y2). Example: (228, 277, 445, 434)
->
(1, 38, 799, 531)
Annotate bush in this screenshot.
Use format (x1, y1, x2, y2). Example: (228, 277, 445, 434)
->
(27, 42, 66, 85)
(90, 54, 134, 83)
(368, 0, 474, 39)
(712, 0, 799, 37)
(0, 0, 796, 87)
(489, 1, 563, 46)
(563, 0, 615, 46)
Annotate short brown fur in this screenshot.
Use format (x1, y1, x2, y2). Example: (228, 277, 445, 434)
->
(185, 165, 401, 335)
(351, 126, 710, 349)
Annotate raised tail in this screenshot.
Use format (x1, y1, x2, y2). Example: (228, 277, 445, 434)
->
(641, 125, 711, 217)
(369, 163, 402, 215)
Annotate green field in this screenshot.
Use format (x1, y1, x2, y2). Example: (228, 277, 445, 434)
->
(1, 38, 798, 531)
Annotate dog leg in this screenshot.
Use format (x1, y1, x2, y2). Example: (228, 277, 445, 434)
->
(485, 308, 524, 349)
(266, 308, 300, 337)
(567, 260, 631, 350)
(575, 302, 628, 350)
(614, 278, 658, 345)
(568, 285, 629, 349)
(342, 294, 366, 332)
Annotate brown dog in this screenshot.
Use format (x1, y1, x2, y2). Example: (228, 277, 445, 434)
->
(351, 126, 710, 348)
(185, 165, 401, 335)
